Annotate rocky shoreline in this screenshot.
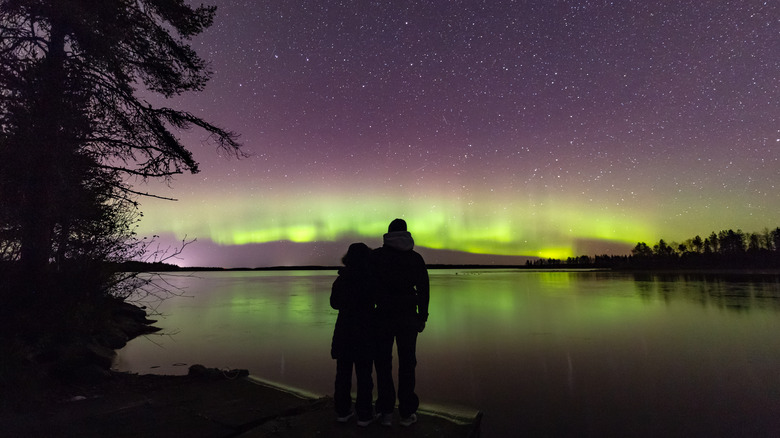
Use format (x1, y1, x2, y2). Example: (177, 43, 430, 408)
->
(40, 298, 162, 382)
(2, 298, 482, 436)
(3, 366, 482, 437)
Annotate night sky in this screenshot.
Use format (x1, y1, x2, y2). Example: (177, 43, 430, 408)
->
(137, 0, 778, 268)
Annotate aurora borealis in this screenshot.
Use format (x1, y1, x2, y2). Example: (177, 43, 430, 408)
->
(136, 0, 778, 267)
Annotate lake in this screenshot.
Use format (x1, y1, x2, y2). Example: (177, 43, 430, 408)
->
(115, 269, 780, 437)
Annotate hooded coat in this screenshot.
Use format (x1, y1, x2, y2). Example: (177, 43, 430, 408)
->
(370, 230, 430, 321)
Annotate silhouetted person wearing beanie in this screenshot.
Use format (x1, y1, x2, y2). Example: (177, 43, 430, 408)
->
(371, 219, 429, 426)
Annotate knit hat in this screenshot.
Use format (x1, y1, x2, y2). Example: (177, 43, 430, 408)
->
(388, 218, 407, 232)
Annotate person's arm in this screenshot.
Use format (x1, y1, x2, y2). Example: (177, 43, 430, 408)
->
(330, 275, 346, 310)
(415, 255, 430, 323)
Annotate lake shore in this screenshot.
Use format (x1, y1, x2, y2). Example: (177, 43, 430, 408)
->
(2, 366, 482, 437)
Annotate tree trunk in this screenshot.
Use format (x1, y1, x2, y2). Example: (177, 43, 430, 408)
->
(17, 19, 68, 294)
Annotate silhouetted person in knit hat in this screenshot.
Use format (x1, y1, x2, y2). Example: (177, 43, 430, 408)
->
(370, 218, 429, 427)
(330, 242, 376, 426)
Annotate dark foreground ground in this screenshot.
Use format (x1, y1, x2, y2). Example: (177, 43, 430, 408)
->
(1, 371, 482, 437)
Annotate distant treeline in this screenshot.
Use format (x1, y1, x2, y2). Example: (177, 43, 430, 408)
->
(111, 227, 780, 272)
(527, 227, 780, 270)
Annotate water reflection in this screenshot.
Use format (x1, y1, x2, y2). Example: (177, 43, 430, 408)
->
(631, 272, 780, 311)
(117, 270, 780, 437)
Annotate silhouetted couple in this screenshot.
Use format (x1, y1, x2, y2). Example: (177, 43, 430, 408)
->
(330, 218, 430, 427)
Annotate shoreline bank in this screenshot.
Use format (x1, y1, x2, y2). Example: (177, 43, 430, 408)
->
(2, 367, 482, 437)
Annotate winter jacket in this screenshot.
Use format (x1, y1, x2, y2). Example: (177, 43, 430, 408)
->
(370, 231, 430, 322)
(330, 265, 375, 360)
